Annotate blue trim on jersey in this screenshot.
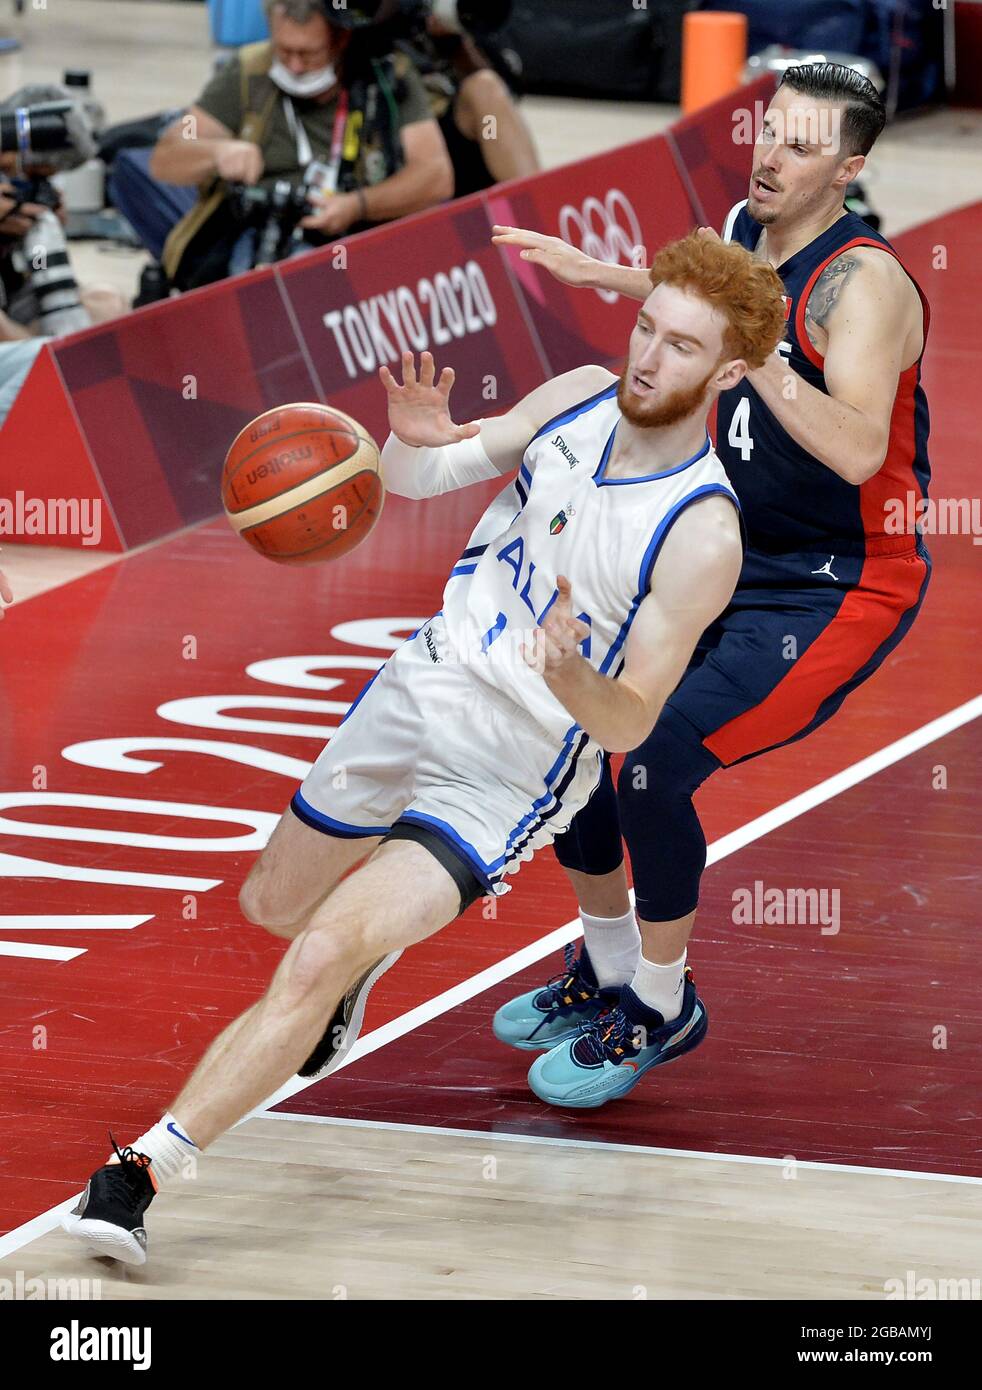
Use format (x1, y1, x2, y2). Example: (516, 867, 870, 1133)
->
(594, 432, 713, 486)
(599, 484, 741, 677)
(460, 544, 489, 560)
(590, 423, 619, 483)
(449, 563, 478, 577)
(536, 587, 559, 626)
(501, 725, 591, 869)
(398, 721, 589, 889)
(531, 380, 619, 442)
(338, 663, 384, 727)
(513, 459, 534, 506)
(338, 616, 442, 727)
(639, 483, 741, 592)
(290, 789, 390, 839)
(501, 724, 581, 863)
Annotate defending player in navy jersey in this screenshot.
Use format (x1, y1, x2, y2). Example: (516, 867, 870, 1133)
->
(63, 234, 785, 1262)
(491, 63, 932, 1107)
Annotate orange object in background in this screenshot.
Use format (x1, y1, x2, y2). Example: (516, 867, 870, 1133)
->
(681, 11, 748, 114)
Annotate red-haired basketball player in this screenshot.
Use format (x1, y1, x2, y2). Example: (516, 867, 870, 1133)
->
(64, 234, 785, 1263)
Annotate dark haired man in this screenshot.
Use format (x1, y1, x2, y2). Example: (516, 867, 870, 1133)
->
(492, 63, 932, 1107)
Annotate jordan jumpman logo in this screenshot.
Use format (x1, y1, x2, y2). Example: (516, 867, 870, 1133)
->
(811, 555, 839, 580)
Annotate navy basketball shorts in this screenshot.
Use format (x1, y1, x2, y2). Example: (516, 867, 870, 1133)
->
(553, 537, 932, 921)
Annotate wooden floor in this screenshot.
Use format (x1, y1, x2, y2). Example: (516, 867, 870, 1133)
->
(13, 1118, 982, 1300)
(1, 2, 981, 1303)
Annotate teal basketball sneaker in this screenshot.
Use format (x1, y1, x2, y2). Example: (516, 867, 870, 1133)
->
(527, 971, 708, 1107)
(492, 944, 620, 1051)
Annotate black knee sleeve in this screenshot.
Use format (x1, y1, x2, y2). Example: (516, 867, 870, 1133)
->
(552, 755, 625, 876)
(617, 707, 721, 922)
(382, 820, 488, 917)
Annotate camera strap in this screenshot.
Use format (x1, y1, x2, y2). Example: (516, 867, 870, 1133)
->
(283, 91, 349, 194)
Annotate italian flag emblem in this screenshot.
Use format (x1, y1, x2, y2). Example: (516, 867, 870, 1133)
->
(550, 510, 568, 535)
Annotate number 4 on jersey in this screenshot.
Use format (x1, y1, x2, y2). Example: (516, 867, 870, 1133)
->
(727, 396, 754, 462)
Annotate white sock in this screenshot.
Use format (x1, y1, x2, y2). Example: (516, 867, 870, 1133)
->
(631, 951, 687, 1023)
(109, 1112, 200, 1182)
(580, 908, 642, 988)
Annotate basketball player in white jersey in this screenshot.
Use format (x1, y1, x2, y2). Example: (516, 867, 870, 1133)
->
(64, 233, 784, 1263)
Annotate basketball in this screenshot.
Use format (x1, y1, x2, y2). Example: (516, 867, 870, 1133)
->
(221, 403, 384, 565)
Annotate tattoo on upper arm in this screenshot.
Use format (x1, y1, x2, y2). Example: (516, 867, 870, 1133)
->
(804, 253, 861, 347)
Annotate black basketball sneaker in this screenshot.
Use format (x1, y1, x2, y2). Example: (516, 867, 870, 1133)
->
(298, 951, 402, 1079)
(61, 1134, 157, 1265)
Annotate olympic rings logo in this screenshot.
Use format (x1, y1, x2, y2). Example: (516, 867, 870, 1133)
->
(558, 190, 646, 304)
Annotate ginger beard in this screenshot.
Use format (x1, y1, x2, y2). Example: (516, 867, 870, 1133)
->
(616, 362, 718, 428)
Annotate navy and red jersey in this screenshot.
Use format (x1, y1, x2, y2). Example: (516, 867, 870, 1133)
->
(718, 203, 932, 554)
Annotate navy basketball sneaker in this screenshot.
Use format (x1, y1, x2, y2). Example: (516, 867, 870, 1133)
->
(528, 970, 708, 1107)
(492, 943, 619, 1051)
(62, 1135, 157, 1265)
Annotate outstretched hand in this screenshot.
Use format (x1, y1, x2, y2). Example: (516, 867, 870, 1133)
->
(522, 575, 589, 677)
(379, 350, 481, 448)
(491, 224, 597, 288)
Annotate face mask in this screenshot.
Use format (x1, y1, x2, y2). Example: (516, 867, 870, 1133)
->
(269, 60, 337, 99)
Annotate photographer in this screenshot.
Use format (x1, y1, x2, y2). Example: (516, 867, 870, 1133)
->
(150, 0, 452, 290)
(0, 85, 128, 352)
(393, 0, 539, 197)
(0, 181, 45, 427)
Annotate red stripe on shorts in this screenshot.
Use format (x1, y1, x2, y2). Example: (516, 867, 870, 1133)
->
(703, 547, 928, 766)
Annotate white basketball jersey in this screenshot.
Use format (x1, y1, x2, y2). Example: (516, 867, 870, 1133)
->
(440, 380, 740, 745)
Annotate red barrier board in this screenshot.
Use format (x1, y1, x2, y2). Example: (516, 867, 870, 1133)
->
(0, 79, 772, 553)
(484, 133, 694, 377)
(276, 196, 550, 447)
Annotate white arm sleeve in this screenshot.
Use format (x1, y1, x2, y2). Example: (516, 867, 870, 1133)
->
(379, 426, 499, 500)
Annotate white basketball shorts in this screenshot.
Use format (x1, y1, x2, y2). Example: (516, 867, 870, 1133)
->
(291, 614, 603, 897)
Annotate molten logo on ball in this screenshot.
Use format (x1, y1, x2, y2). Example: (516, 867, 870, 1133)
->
(222, 403, 384, 565)
(246, 445, 314, 486)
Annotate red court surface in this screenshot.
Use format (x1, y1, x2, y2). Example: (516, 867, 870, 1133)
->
(1, 205, 980, 1239)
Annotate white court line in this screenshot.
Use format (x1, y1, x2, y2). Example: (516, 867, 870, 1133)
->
(1, 693, 979, 1262)
(260, 692, 982, 1111)
(0, 941, 86, 962)
(0, 916, 153, 930)
(267, 1111, 982, 1187)
(0, 1199, 81, 1261)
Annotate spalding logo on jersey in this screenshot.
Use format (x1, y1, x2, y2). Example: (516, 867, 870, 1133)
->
(551, 434, 580, 468)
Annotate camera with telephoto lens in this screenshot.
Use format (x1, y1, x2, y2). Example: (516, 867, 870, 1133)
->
(226, 174, 319, 268)
(0, 173, 63, 242)
(0, 86, 99, 335)
(0, 95, 97, 165)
